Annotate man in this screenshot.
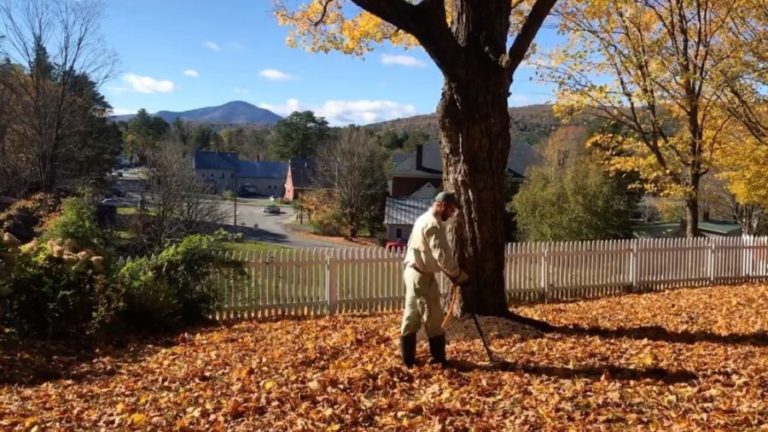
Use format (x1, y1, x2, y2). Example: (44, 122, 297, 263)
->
(400, 191, 469, 367)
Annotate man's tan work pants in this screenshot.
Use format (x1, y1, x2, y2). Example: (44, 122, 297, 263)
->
(400, 266, 445, 338)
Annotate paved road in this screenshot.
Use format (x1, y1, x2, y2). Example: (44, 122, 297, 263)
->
(219, 202, 341, 249)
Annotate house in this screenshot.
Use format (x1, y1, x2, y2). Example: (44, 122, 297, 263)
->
(284, 159, 317, 201)
(237, 161, 288, 197)
(389, 140, 542, 198)
(389, 142, 442, 197)
(193, 151, 239, 191)
(383, 197, 433, 242)
(193, 150, 287, 195)
(383, 140, 542, 241)
(632, 221, 742, 239)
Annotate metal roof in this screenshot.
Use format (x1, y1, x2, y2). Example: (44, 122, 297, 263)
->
(238, 161, 287, 179)
(383, 197, 432, 225)
(289, 159, 317, 188)
(193, 150, 238, 171)
(391, 140, 541, 178)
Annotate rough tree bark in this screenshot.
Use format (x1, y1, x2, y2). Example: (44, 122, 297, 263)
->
(352, 0, 557, 322)
(684, 172, 701, 238)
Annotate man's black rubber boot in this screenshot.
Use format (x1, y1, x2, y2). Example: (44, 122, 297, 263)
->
(400, 333, 417, 367)
(428, 334, 447, 366)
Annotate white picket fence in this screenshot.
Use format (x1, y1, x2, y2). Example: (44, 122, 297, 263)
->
(205, 236, 768, 320)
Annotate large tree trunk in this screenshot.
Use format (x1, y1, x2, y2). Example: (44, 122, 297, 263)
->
(347, 0, 558, 323)
(684, 172, 701, 237)
(684, 196, 700, 238)
(438, 67, 511, 317)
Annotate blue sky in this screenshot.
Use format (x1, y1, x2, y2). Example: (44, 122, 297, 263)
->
(101, 0, 560, 126)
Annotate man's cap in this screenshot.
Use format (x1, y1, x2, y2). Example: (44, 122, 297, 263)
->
(434, 191, 459, 206)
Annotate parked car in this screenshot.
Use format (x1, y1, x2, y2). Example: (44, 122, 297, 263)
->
(263, 204, 281, 215)
(101, 197, 121, 206)
(385, 239, 407, 252)
(238, 185, 260, 197)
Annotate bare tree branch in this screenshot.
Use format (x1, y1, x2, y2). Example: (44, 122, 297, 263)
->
(506, 0, 558, 77)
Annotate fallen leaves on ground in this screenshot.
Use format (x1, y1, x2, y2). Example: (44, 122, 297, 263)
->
(2, 283, 768, 431)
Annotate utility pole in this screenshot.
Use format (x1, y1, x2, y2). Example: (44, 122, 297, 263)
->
(233, 172, 238, 228)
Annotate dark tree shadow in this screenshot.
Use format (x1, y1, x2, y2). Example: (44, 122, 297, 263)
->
(551, 324, 768, 347)
(489, 310, 768, 348)
(0, 332, 186, 387)
(449, 359, 698, 383)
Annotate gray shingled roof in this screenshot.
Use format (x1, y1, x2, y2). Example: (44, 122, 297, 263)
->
(383, 197, 432, 225)
(289, 159, 317, 188)
(506, 142, 542, 177)
(391, 141, 541, 178)
(193, 150, 238, 171)
(238, 161, 287, 179)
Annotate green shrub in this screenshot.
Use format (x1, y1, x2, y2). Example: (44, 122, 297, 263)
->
(213, 228, 244, 243)
(0, 247, 122, 338)
(221, 190, 236, 201)
(116, 235, 241, 331)
(43, 193, 108, 254)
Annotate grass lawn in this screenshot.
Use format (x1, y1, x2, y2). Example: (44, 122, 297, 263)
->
(220, 240, 288, 253)
(116, 207, 138, 216)
(2, 284, 768, 430)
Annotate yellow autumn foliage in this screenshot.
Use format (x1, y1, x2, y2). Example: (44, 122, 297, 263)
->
(551, 0, 759, 210)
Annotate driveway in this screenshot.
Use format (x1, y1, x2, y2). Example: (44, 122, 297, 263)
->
(219, 201, 342, 249)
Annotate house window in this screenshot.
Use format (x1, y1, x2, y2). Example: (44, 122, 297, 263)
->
(209, 173, 214, 178)
(220, 173, 225, 179)
(231, 173, 234, 178)
(395, 228, 403, 239)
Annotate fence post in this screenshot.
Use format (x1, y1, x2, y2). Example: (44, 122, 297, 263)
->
(630, 241, 638, 291)
(708, 238, 716, 283)
(325, 250, 338, 315)
(541, 245, 549, 302)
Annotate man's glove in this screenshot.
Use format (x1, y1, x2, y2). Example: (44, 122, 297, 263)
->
(450, 270, 470, 286)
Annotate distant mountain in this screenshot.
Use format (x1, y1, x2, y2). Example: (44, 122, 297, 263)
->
(111, 101, 283, 125)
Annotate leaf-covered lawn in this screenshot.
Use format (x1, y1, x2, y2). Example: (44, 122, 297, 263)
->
(2, 284, 768, 431)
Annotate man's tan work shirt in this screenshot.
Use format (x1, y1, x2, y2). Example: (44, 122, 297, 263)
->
(403, 210, 461, 279)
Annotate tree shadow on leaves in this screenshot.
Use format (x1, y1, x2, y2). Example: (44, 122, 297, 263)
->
(449, 359, 698, 384)
(0, 332, 183, 387)
(551, 324, 768, 347)
(491, 310, 768, 347)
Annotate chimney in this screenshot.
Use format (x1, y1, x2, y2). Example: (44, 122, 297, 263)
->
(416, 145, 423, 171)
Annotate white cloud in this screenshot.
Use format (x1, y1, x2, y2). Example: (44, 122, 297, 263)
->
(123, 73, 175, 94)
(259, 69, 296, 81)
(183, 69, 199, 77)
(259, 98, 418, 126)
(381, 54, 427, 68)
(110, 108, 137, 116)
(234, 87, 249, 96)
(258, 98, 303, 116)
(203, 41, 221, 51)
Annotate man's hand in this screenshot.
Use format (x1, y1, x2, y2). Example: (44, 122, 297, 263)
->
(450, 270, 470, 286)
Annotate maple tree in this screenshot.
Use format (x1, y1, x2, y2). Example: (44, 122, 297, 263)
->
(722, 0, 768, 144)
(550, 0, 762, 237)
(714, 125, 768, 234)
(273, 0, 558, 317)
(512, 127, 638, 241)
